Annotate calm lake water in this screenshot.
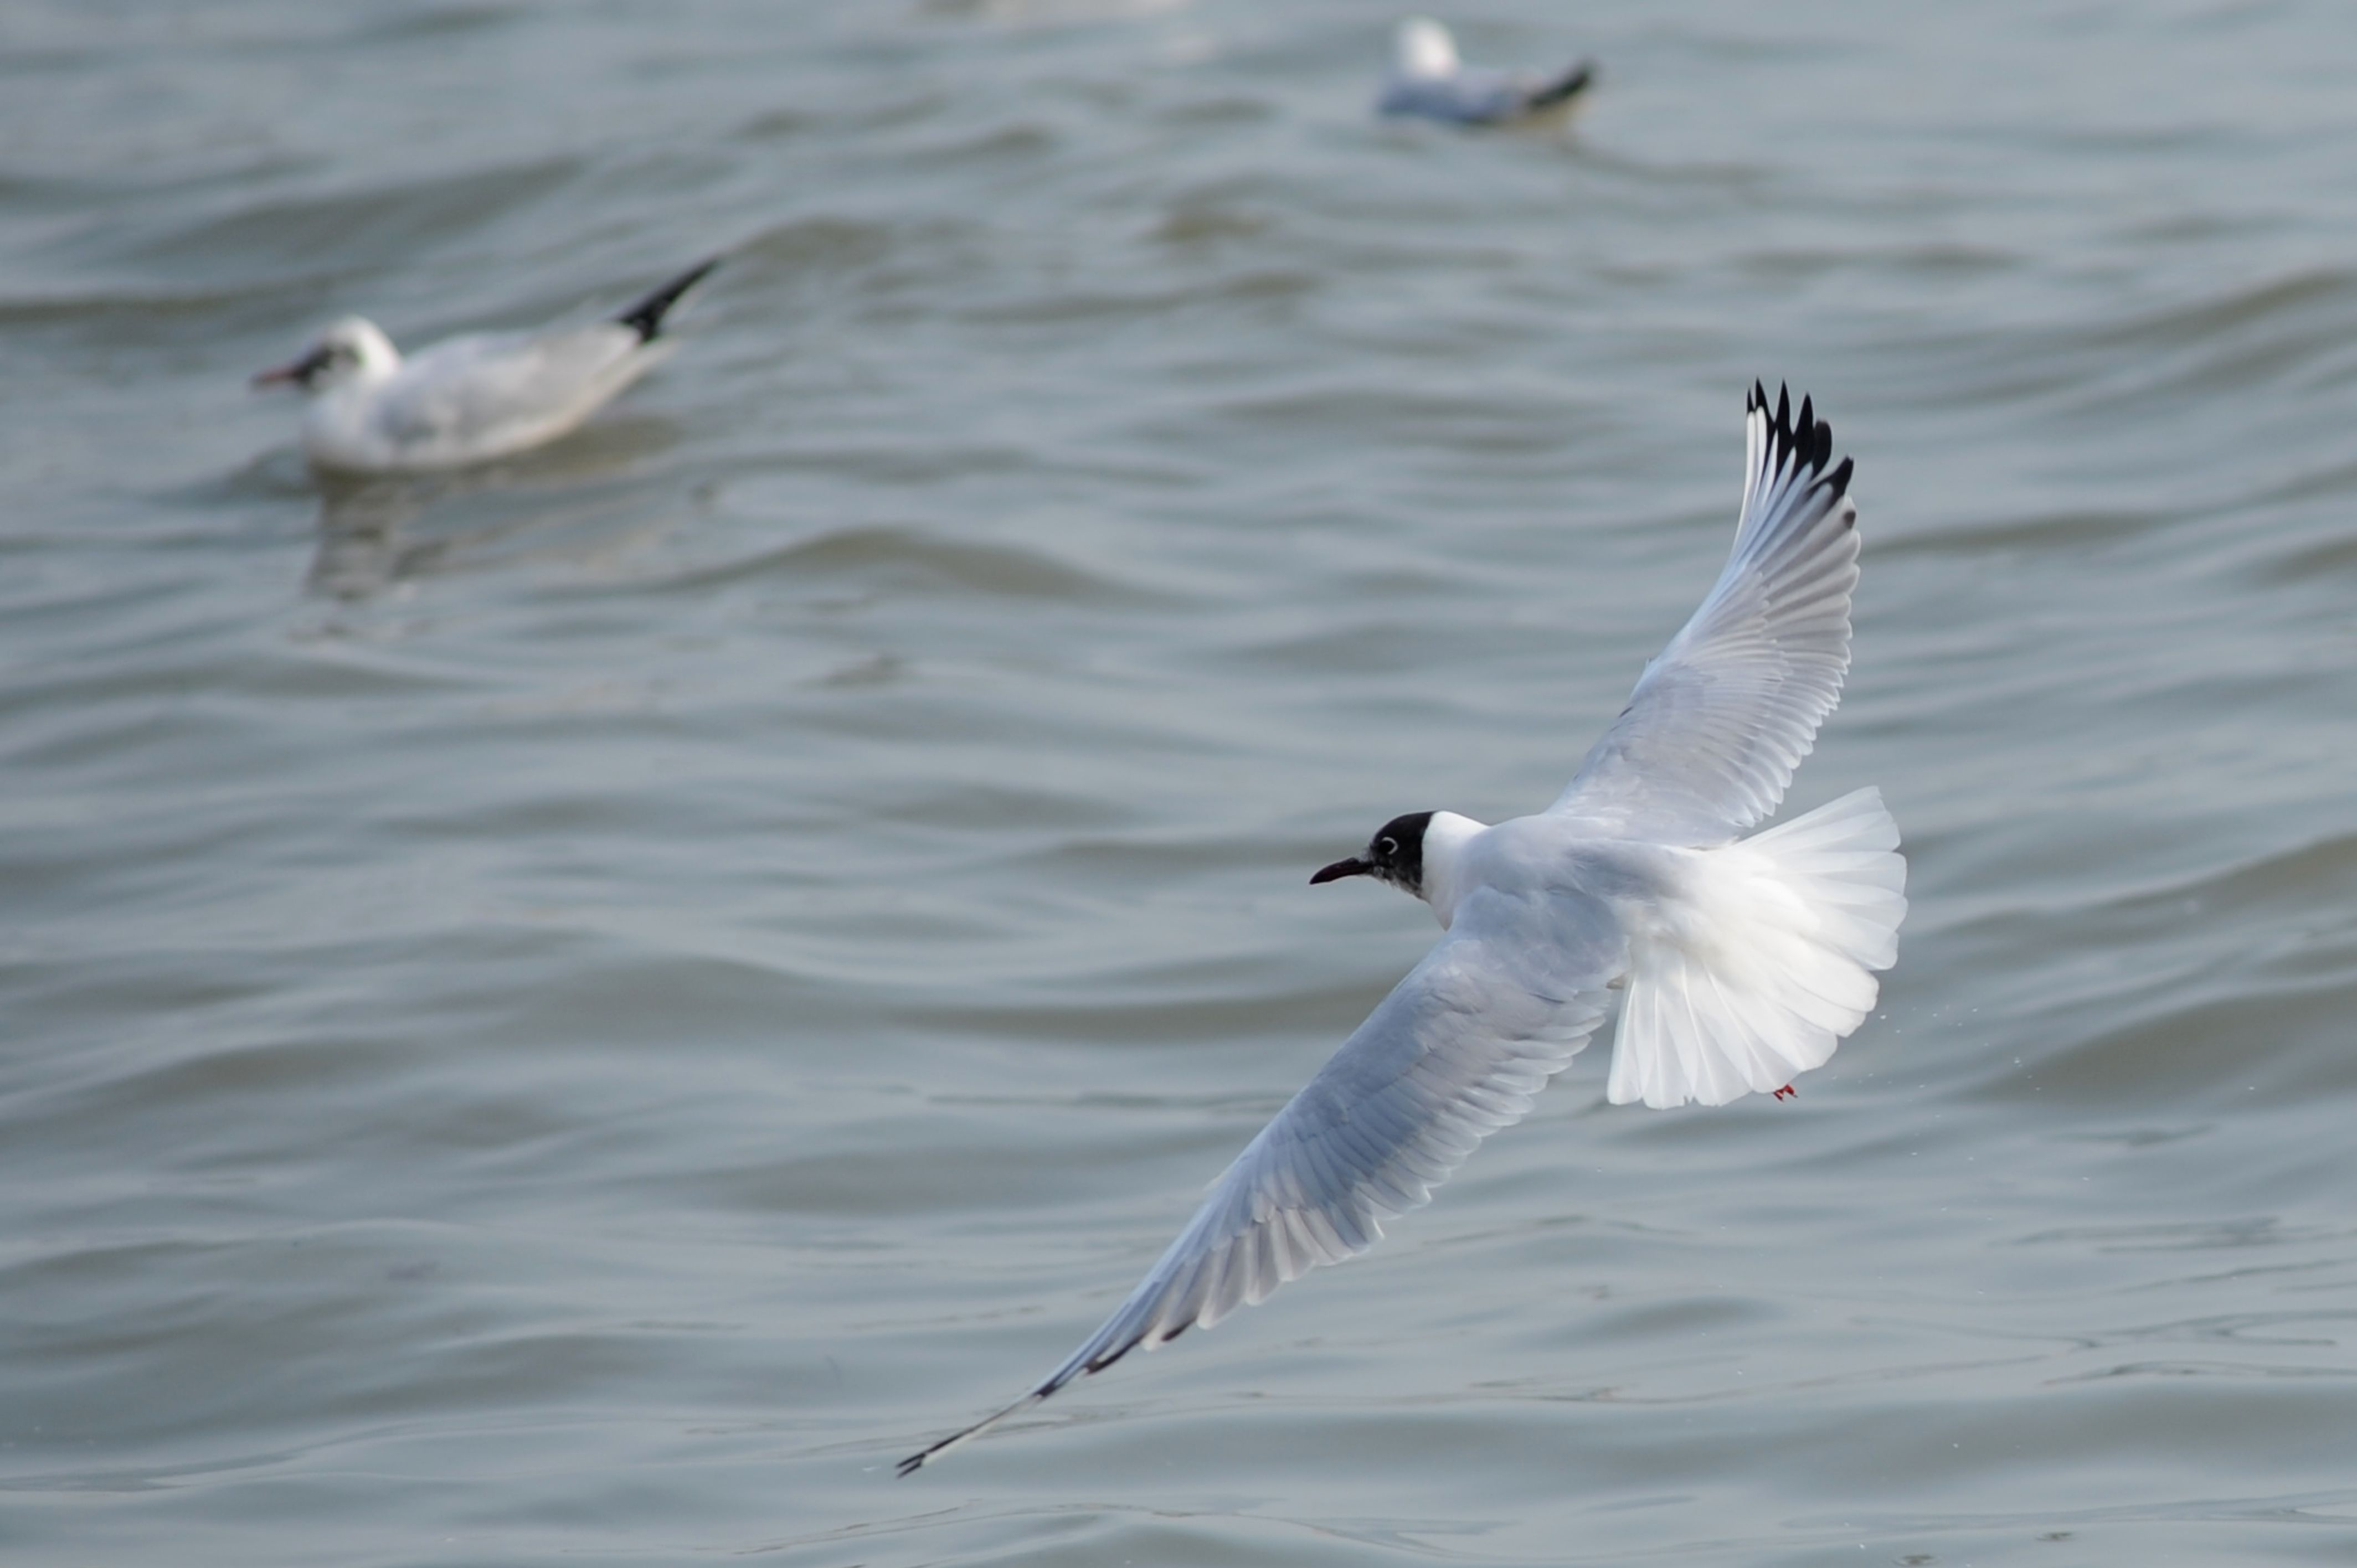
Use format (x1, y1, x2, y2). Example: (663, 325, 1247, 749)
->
(7, 2, 2357, 1564)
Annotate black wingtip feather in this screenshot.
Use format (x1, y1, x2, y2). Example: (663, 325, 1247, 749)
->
(899, 1312, 1176, 1474)
(1526, 59, 1597, 110)
(1749, 380, 1854, 504)
(614, 256, 722, 342)
(1088, 1338, 1141, 1375)
(1826, 455, 1855, 514)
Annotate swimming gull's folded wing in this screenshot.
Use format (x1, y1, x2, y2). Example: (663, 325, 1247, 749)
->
(373, 326, 651, 463)
(1552, 383, 1859, 843)
(898, 886, 1623, 1472)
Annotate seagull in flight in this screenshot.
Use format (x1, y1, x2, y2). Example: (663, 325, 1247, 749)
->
(899, 385, 1906, 1474)
(1377, 18, 1596, 127)
(253, 257, 721, 474)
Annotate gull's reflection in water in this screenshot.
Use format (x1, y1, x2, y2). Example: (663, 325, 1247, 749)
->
(305, 413, 687, 599)
(308, 476, 441, 598)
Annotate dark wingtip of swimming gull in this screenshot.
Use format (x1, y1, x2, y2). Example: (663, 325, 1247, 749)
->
(1525, 59, 1597, 111)
(614, 256, 723, 342)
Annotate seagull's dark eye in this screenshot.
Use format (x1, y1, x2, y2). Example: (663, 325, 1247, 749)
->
(1378, 837, 1398, 855)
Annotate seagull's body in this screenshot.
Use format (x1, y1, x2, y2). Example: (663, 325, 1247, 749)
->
(254, 258, 720, 474)
(900, 385, 1906, 1474)
(1377, 18, 1595, 127)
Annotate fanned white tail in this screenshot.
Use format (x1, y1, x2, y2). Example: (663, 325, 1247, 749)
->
(1608, 787, 1906, 1109)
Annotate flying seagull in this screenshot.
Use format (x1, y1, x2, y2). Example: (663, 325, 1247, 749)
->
(899, 384, 1905, 1474)
(1377, 18, 1596, 126)
(253, 257, 721, 473)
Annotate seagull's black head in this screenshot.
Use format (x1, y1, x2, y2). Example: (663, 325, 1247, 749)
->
(1311, 811, 1435, 897)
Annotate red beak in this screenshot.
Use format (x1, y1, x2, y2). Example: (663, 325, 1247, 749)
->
(252, 344, 331, 389)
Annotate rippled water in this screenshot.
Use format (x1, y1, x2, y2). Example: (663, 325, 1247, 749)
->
(7, 2, 2357, 1563)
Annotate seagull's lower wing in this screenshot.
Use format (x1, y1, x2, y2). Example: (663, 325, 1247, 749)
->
(1551, 384, 1859, 843)
(899, 887, 1624, 1473)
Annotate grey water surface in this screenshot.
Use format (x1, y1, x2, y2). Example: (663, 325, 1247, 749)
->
(7, 2, 2357, 1564)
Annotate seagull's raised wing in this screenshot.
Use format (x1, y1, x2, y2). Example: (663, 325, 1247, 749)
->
(899, 886, 1624, 1473)
(1552, 383, 1859, 843)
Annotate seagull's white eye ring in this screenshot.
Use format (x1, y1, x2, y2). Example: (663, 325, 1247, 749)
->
(1378, 837, 1398, 855)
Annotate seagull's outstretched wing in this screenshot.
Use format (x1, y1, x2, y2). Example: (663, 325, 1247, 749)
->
(1552, 383, 1859, 843)
(899, 887, 1624, 1473)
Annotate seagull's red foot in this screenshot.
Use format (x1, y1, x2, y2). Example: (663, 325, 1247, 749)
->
(1773, 1084, 1797, 1101)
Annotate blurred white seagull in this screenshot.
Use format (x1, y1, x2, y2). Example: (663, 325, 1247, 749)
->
(253, 257, 720, 473)
(899, 384, 1905, 1474)
(1377, 18, 1596, 126)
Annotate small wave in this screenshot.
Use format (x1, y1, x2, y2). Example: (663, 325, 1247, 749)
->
(119, 158, 581, 281)
(626, 523, 1149, 602)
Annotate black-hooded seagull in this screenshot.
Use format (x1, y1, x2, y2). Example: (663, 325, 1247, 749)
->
(900, 385, 1906, 1473)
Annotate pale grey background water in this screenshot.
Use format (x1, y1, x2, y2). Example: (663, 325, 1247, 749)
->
(5, 1, 2357, 1564)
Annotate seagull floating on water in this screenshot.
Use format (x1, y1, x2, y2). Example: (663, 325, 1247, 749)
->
(253, 257, 721, 474)
(1377, 18, 1596, 126)
(899, 385, 1906, 1473)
